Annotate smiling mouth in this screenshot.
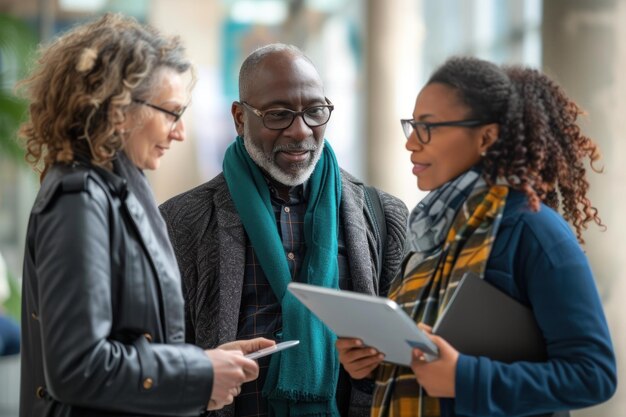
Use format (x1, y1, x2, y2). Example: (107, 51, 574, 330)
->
(155, 146, 169, 157)
(278, 150, 310, 163)
(412, 163, 430, 175)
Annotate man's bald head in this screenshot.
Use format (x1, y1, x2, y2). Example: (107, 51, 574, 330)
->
(238, 43, 318, 101)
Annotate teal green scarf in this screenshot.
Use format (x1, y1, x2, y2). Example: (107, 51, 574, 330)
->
(223, 136, 341, 417)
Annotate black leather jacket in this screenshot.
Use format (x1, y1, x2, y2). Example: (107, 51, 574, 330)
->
(20, 163, 214, 417)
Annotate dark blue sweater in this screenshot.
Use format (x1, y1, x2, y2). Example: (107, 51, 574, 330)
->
(446, 190, 616, 417)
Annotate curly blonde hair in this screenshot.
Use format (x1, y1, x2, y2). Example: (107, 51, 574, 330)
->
(18, 13, 194, 179)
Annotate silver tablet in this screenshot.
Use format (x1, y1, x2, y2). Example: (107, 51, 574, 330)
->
(287, 282, 438, 366)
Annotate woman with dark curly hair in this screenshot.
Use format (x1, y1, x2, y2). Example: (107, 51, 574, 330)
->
(336, 56, 616, 417)
(18, 13, 273, 417)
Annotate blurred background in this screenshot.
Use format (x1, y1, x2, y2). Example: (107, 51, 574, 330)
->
(0, 0, 624, 416)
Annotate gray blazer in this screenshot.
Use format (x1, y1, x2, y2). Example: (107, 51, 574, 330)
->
(160, 169, 408, 417)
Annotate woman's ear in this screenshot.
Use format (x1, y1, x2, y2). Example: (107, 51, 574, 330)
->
(479, 123, 499, 153)
(115, 108, 135, 138)
(116, 121, 129, 138)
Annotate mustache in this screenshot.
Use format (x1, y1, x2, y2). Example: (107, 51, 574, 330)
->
(273, 142, 318, 153)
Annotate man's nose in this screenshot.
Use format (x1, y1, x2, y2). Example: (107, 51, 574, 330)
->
(283, 113, 313, 140)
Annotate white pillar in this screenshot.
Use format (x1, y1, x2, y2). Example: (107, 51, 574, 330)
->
(147, 0, 224, 203)
(364, 0, 425, 210)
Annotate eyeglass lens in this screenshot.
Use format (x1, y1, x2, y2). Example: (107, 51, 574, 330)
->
(402, 120, 429, 144)
(264, 106, 331, 129)
(135, 99, 186, 133)
(161, 108, 185, 133)
(169, 116, 181, 133)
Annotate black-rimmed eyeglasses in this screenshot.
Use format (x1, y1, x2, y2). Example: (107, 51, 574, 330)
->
(401, 119, 494, 145)
(241, 98, 334, 130)
(134, 99, 187, 131)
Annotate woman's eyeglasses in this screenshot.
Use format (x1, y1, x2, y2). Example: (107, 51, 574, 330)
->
(401, 118, 494, 144)
(134, 99, 187, 132)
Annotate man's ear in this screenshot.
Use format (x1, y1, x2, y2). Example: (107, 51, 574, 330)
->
(232, 101, 245, 136)
(479, 123, 499, 153)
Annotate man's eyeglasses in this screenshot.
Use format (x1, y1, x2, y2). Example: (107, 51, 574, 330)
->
(401, 118, 494, 145)
(134, 99, 187, 132)
(241, 98, 334, 130)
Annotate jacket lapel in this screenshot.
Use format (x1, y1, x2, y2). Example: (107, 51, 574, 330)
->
(341, 176, 377, 295)
(214, 184, 246, 345)
(90, 165, 181, 341)
(121, 191, 185, 342)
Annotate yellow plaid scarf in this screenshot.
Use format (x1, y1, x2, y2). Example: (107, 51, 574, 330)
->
(370, 185, 509, 417)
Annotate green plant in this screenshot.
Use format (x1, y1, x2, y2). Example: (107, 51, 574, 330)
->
(3, 268, 20, 322)
(0, 14, 37, 326)
(0, 13, 37, 161)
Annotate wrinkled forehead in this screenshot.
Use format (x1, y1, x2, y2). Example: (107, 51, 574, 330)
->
(245, 53, 325, 106)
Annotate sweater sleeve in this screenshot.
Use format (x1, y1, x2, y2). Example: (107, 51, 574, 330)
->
(454, 212, 616, 416)
(379, 190, 409, 297)
(160, 195, 199, 345)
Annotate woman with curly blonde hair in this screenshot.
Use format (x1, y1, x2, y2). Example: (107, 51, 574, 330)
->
(336, 57, 616, 417)
(18, 13, 273, 417)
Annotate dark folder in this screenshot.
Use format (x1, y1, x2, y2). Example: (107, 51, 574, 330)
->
(433, 272, 547, 363)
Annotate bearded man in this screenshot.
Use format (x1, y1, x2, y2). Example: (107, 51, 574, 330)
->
(160, 43, 408, 417)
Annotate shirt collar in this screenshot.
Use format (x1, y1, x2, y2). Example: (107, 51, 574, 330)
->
(264, 174, 308, 204)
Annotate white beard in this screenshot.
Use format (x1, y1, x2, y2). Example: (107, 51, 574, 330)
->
(242, 124, 323, 186)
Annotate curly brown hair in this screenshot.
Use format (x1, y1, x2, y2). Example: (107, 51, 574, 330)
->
(428, 57, 603, 243)
(18, 13, 194, 179)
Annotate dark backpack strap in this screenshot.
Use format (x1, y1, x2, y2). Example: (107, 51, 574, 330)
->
(363, 185, 387, 294)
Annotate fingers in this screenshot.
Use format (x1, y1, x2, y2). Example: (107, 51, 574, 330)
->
(344, 347, 383, 363)
(229, 384, 242, 397)
(207, 371, 247, 410)
(417, 323, 433, 334)
(224, 353, 258, 383)
(205, 349, 259, 410)
(410, 338, 444, 365)
(429, 334, 458, 360)
(411, 348, 427, 365)
(218, 337, 276, 354)
(408, 337, 459, 398)
(207, 399, 218, 410)
(337, 339, 381, 361)
(240, 356, 260, 382)
(336, 338, 384, 379)
(336, 337, 363, 351)
(410, 333, 460, 371)
(216, 341, 240, 351)
(246, 337, 276, 353)
(207, 392, 236, 411)
(347, 352, 385, 379)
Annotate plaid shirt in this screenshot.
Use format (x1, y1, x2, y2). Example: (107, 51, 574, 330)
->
(235, 181, 352, 417)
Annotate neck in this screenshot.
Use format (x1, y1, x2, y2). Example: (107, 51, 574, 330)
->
(266, 174, 296, 201)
